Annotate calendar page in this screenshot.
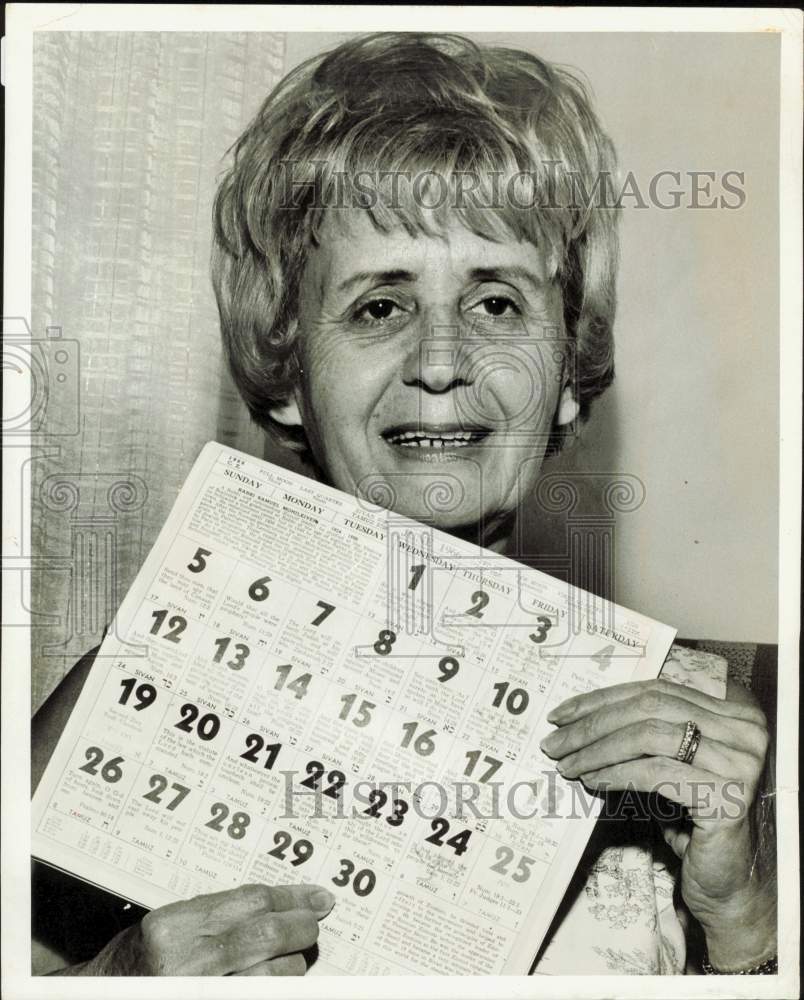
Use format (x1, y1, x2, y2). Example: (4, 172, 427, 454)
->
(32, 442, 676, 976)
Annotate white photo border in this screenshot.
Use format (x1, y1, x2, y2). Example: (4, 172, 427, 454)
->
(3, 5, 801, 999)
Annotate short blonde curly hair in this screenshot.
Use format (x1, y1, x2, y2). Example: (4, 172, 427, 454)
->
(212, 32, 620, 453)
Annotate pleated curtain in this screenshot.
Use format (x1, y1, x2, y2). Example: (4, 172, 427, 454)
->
(30, 33, 287, 709)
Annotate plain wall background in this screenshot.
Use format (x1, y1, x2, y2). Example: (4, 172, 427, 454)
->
(277, 31, 780, 641)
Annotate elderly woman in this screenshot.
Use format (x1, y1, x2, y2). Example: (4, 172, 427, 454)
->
(33, 32, 776, 977)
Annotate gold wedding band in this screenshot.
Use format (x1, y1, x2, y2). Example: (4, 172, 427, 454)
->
(676, 720, 701, 765)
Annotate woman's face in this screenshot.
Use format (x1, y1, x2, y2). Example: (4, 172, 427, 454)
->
(283, 209, 575, 540)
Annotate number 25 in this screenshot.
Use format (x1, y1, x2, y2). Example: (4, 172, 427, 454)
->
(490, 845, 536, 882)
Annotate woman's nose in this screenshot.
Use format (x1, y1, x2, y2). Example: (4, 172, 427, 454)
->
(400, 320, 474, 394)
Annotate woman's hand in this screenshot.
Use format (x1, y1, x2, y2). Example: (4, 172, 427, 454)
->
(540, 676, 776, 970)
(55, 883, 334, 976)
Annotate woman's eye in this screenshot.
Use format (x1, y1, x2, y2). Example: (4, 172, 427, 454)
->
(472, 296, 520, 318)
(355, 298, 400, 322)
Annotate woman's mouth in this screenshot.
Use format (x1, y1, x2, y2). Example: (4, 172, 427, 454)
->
(381, 424, 491, 450)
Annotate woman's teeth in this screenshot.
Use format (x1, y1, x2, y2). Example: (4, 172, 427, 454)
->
(384, 430, 486, 448)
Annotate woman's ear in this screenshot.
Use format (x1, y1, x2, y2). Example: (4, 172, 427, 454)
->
(268, 391, 309, 455)
(269, 397, 303, 428)
(269, 323, 305, 430)
(555, 386, 580, 426)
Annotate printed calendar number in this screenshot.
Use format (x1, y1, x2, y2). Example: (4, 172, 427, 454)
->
(186, 547, 211, 574)
(300, 760, 346, 800)
(465, 590, 489, 619)
(174, 703, 221, 741)
(332, 858, 376, 897)
(205, 802, 251, 839)
(490, 846, 536, 883)
(267, 830, 314, 867)
(373, 629, 397, 655)
(247, 575, 272, 602)
(363, 789, 409, 827)
(150, 609, 187, 643)
(118, 677, 157, 711)
(399, 721, 436, 756)
(591, 644, 616, 670)
(491, 681, 529, 715)
(310, 600, 336, 627)
(78, 746, 124, 783)
(528, 615, 554, 644)
(212, 636, 250, 671)
(338, 693, 375, 727)
(274, 663, 312, 700)
(143, 774, 190, 811)
(437, 656, 460, 682)
(239, 734, 282, 770)
(408, 563, 426, 591)
(425, 818, 472, 857)
(463, 750, 503, 783)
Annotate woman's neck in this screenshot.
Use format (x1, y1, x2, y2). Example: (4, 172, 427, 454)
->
(438, 510, 516, 554)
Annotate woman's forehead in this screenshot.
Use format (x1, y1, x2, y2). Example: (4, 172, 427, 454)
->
(306, 208, 549, 294)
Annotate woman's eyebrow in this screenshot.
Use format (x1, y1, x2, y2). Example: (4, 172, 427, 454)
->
(336, 269, 418, 294)
(469, 266, 545, 290)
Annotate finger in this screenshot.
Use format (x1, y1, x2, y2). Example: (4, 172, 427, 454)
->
(149, 883, 276, 933)
(577, 758, 748, 819)
(196, 883, 334, 935)
(555, 719, 759, 781)
(216, 906, 321, 972)
(236, 952, 308, 976)
(259, 884, 335, 916)
(541, 692, 766, 759)
(254, 885, 335, 916)
(656, 817, 692, 859)
(547, 677, 764, 727)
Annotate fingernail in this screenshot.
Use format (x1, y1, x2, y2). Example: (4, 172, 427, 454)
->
(540, 730, 565, 754)
(311, 889, 335, 913)
(555, 757, 576, 778)
(547, 702, 575, 724)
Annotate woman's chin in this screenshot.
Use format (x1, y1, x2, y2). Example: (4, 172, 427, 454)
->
(377, 493, 516, 549)
(324, 458, 515, 544)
